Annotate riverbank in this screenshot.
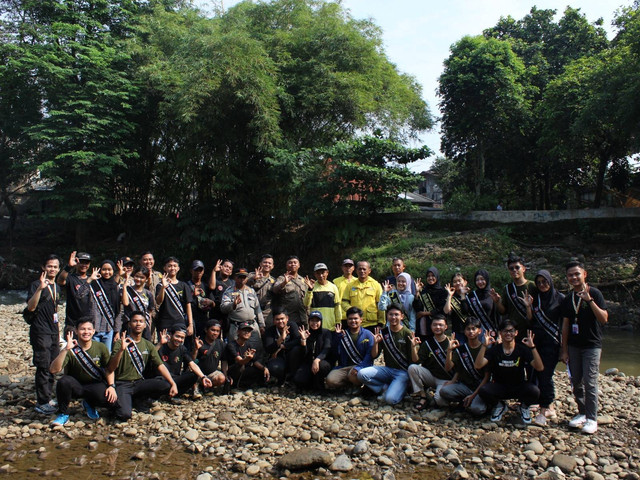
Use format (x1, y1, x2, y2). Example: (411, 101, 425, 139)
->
(1, 306, 639, 479)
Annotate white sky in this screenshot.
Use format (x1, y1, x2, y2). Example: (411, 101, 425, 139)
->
(194, 0, 628, 171)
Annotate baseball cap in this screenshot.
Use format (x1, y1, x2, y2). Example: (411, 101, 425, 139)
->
(308, 310, 323, 321)
(76, 252, 92, 261)
(237, 321, 254, 330)
(120, 256, 135, 266)
(234, 268, 249, 277)
(191, 260, 205, 270)
(314, 263, 328, 272)
(342, 259, 354, 266)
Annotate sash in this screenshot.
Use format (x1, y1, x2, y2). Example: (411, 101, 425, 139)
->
(467, 291, 495, 333)
(126, 287, 151, 329)
(419, 292, 436, 312)
(165, 283, 187, 320)
(449, 295, 467, 322)
(456, 343, 483, 384)
(340, 332, 363, 365)
(70, 345, 106, 382)
(506, 283, 529, 320)
(532, 297, 560, 345)
(424, 336, 452, 378)
(380, 327, 410, 371)
(125, 338, 146, 377)
(90, 281, 116, 330)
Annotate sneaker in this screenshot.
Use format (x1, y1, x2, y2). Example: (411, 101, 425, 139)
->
(520, 404, 532, 424)
(490, 401, 507, 422)
(568, 414, 587, 428)
(51, 414, 69, 426)
(82, 400, 100, 420)
(35, 402, 58, 415)
(581, 419, 598, 434)
(192, 384, 203, 400)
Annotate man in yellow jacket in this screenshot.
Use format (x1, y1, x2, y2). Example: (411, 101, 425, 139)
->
(342, 261, 384, 331)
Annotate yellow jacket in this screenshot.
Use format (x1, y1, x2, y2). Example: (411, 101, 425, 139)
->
(342, 277, 384, 328)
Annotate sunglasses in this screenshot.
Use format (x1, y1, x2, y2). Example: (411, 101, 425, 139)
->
(508, 266, 521, 271)
(502, 329, 516, 334)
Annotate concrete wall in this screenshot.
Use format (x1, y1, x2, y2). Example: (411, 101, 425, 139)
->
(398, 207, 640, 223)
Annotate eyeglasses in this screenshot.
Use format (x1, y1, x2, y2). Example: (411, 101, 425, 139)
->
(536, 278, 549, 285)
(508, 266, 521, 271)
(502, 329, 516, 334)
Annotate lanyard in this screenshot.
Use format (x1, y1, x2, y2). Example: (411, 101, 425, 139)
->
(47, 284, 57, 311)
(571, 292, 582, 318)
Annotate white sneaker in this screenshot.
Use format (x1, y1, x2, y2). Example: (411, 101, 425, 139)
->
(581, 419, 598, 434)
(568, 414, 587, 428)
(519, 405, 532, 424)
(490, 401, 506, 422)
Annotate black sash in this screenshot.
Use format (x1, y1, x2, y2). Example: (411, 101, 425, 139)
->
(532, 297, 560, 344)
(449, 295, 467, 322)
(90, 281, 116, 330)
(126, 338, 146, 377)
(456, 343, 483, 385)
(70, 345, 106, 382)
(424, 337, 452, 379)
(126, 287, 151, 329)
(340, 332, 363, 365)
(467, 291, 495, 333)
(165, 283, 187, 320)
(507, 283, 529, 320)
(380, 327, 410, 370)
(419, 292, 436, 312)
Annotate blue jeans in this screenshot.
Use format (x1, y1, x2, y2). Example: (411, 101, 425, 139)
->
(357, 366, 409, 405)
(93, 330, 114, 353)
(568, 346, 601, 420)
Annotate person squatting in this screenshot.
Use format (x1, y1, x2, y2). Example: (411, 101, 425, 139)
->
(26, 252, 607, 434)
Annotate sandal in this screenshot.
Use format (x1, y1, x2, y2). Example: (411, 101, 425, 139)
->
(415, 397, 429, 411)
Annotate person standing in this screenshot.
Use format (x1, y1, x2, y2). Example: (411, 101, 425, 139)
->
(561, 260, 608, 434)
(384, 257, 417, 295)
(333, 259, 355, 324)
(155, 257, 194, 337)
(140, 251, 163, 294)
(57, 251, 92, 334)
(187, 260, 215, 339)
(413, 267, 448, 338)
(342, 261, 384, 331)
(272, 256, 308, 327)
(84, 260, 122, 353)
(221, 268, 265, 346)
(121, 266, 155, 340)
(462, 269, 498, 337)
(247, 254, 276, 328)
(27, 255, 62, 414)
(304, 263, 342, 330)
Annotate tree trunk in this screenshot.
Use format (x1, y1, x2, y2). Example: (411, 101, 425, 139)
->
(1, 190, 17, 251)
(593, 155, 609, 208)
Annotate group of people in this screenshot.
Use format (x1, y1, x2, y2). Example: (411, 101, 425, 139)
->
(25, 251, 608, 434)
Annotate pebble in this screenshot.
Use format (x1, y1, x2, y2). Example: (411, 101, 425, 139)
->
(184, 429, 199, 442)
(551, 454, 577, 473)
(330, 454, 353, 472)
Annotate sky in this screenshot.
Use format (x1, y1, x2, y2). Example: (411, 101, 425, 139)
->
(195, 0, 628, 171)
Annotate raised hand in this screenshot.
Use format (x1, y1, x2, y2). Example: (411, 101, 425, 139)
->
(409, 332, 421, 348)
(65, 330, 77, 351)
(159, 329, 170, 345)
(195, 336, 204, 350)
(299, 326, 310, 340)
(122, 336, 134, 349)
(519, 291, 533, 307)
(214, 259, 222, 272)
(447, 332, 460, 351)
(233, 293, 242, 306)
(283, 272, 293, 284)
(483, 333, 496, 347)
(445, 283, 455, 296)
(254, 268, 263, 281)
(489, 288, 501, 303)
(304, 275, 315, 290)
(373, 327, 383, 344)
(117, 260, 125, 276)
(522, 330, 536, 349)
(335, 323, 344, 335)
(576, 285, 592, 302)
(68, 251, 78, 268)
(382, 280, 392, 292)
(89, 267, 101, 282)
(38, 272, 50, 290)
(161, 273, 170, 288)
(415, 278, 423, 292)
(244, 348, 255, 360)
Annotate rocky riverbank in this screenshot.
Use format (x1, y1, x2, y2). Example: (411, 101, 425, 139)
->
(1, 304, 639, 480)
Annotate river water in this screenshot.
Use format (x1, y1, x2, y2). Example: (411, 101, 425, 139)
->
(2, 290, 639, 376)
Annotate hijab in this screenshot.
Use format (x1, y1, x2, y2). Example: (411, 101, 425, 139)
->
(396, 272, 414, 313)
(535, 269, 564, 316)
(92, 260, 120, 308)
(423, 266, 448, 310)
(473, 269, 492, 300)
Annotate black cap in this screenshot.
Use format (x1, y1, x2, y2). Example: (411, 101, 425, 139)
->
(77, 252, 91, 261)
(237, 321, 254, 330)
(191, 260, 205, 270)
(120, 256, 135, 266)
(234, 268, 249, 277)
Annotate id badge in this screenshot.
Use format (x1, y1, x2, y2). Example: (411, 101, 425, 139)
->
(572, 323, 579, 334)
(53, 313, 59, 324)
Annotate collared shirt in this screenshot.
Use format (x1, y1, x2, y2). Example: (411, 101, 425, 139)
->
(221, 286, 265, 327)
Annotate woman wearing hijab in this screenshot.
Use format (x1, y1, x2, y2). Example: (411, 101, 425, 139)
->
(292, 311, 333, 391)
(444, 272, 469, 338)
(413, 267, 449, 338)
(462, 269, 498, 337)
(521, 269, 564, 425)
(379, 272, 416, 332)
(78, 260, 122, 352)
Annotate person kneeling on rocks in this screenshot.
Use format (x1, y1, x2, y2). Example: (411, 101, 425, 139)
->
(357, 303, 420, 405)
(49, 317, 117, 426)
(292, 311, 334, 391)
(194, 320, 228, 395)
(325, 307, 375, 393)
(225, 321, 270, 389)
(107, 312, 178, 421)
(440, 317, 489, 416)
(407, 314, 453, 410)
(475, 319, 544, 424)
(157, 324, 213, 399)
(263, 307, 304, 385)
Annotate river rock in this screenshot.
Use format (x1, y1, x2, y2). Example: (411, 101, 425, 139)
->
(584, 472, 605, 480)
(330, 454, 353, 472)
(276, 448, 333, 470)
(604, 368, 619, 376)
(195, 474, 213, 480)
(525, 440, 544, 454)
(184, 429, 199, 442)
(246, 464, 260, 475)
(354, 440, 370, 454)
(551, 454, 577, 473)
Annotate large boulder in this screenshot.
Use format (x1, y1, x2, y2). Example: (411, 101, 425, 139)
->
(276, 448, 333, 471)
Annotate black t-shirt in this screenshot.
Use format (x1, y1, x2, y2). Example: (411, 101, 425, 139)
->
(225, 340, 258, 367)
(155, 280, 193, 331)
(65, 273, 91, 326)
(561, 287, 607, 349)
(27, 280, 62, 335)
(196, 338, 225, 375)
(187, 280, 214, 325)
(485, 343, 534, 385)
(158, 343, 193, 376)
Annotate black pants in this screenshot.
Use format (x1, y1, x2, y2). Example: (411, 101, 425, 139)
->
(478, 381, 540, 407)
(114, 378, 170, 420)
(266, 345, 305, 384)
(533, 342, 560, 408)
(227, 363, 266, 389)
(169, 372, 199, 395)
(292, 359, 332, 390)
(56, 375, 110, 414)
(30, 332, 60, 405)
